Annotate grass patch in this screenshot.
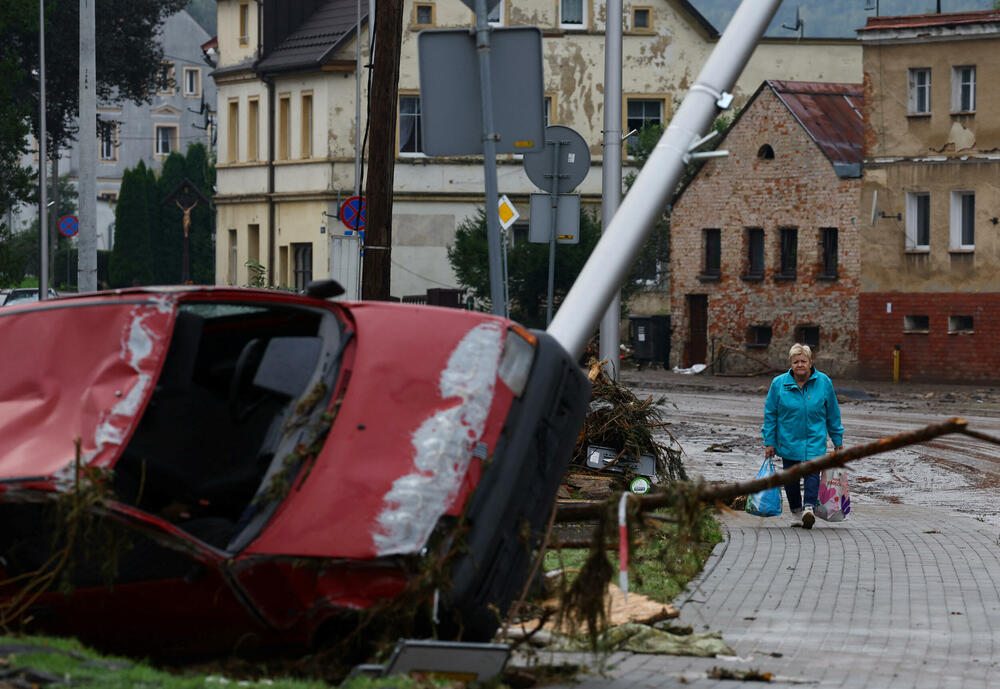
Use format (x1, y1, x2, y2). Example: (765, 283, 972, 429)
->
(543, 509, 723, 603)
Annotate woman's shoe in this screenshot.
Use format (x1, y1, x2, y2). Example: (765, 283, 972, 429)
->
(802, 506, 815, 530)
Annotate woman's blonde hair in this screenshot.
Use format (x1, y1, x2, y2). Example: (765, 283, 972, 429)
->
(788, 343, 813, 364)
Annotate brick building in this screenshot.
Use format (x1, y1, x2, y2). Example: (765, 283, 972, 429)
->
(857, 11, 1000, 382)
(669, 80, 862, 376)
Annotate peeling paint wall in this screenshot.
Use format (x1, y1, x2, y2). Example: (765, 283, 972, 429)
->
(670, 87, 861, 376)
(859, 25, 1000, 382)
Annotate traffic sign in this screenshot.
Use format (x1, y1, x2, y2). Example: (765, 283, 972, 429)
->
(497, 195, 520, 230)
(341, 196, 367, 231)
(58, 215, 79, 238)
(523, 126, 591, 194)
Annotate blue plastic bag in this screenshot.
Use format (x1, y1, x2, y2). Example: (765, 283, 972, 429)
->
(746, 458, 782, 517)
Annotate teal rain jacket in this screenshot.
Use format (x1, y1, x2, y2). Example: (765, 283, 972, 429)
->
(761, 367, 845, 462)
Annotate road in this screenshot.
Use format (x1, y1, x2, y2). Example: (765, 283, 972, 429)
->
(623, 372, 1000, 527)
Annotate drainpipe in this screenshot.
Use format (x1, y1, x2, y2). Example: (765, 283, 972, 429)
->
(265, 75, 276, 286)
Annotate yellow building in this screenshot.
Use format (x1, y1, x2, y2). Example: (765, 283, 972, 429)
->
(212, 0, 860, 297)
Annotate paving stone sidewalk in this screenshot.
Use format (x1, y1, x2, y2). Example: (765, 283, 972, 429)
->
(512, 504, 1000, 688)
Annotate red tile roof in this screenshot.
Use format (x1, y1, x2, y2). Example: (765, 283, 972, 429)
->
(767, 80, 864, 176)
(858, 9, 1000, 32)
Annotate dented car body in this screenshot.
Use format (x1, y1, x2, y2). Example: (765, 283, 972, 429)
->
(0, 287, 588, 654)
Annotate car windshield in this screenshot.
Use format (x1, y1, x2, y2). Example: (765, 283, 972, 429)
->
(112, 299, 345, 552)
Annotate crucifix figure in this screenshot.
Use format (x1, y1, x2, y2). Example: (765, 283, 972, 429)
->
(163, 178, 210, 284)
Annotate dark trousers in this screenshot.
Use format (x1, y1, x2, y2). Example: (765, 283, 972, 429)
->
(781, 458, 819, 511)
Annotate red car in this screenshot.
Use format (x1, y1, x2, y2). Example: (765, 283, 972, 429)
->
(0, 285, 588, 655)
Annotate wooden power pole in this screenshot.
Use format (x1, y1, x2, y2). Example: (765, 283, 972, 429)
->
(362, 0, 404, 300)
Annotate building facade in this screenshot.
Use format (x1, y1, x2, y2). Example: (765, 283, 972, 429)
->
(7, 10, 215, 252)
(212, 0, 861, 298)
(857, 10, 1000, 382)
(669, 81, 863, 376)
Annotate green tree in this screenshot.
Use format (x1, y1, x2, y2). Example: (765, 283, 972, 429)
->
(447, 208, 605, 328)
(110, 163, 155, 287)
(0, 225, 29, 288)
(183, 142, 216, 284)
(2, 0, 187, 210)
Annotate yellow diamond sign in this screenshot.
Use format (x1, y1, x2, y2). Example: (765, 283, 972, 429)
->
(497, 195, 520, 230)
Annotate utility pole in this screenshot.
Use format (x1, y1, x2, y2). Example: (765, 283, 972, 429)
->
(599, 0, 623, 379)
(39, 0, 48, 300)
(78, 0, 98, 292)
(362, 0, 403, 300)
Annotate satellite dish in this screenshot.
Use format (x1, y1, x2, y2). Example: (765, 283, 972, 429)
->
(870, 190, 879, 226)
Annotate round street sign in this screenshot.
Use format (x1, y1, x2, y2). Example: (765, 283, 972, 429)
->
(58, 215, 79, 238)
(523, 125, 591, 194)
(341, 196, 367, 232)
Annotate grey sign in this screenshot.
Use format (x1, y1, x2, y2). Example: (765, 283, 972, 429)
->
(418, 28, 544, 156)
(457, 0, 502, 13)
(522, 125, 591, 194)
(529, 193, 580, 245)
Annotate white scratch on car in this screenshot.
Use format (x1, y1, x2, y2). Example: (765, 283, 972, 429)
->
(374, 321, 504, 555)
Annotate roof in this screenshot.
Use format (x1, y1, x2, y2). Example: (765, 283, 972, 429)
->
(673, 0, 719, 39)
(765, 80, 864, 178)
(256, 0, 367, 75)
(858, 9, 1000, 32)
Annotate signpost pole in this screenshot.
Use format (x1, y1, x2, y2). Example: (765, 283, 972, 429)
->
(600, 0, 623, 379)
(39, 0, 48, 301)
(474, 0, 505, 317)
(545, 140, 562, 326)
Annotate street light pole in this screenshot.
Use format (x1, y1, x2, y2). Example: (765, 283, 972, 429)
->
(39, 0, 49, 300)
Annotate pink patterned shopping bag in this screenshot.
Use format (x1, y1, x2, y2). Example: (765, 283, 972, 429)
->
(815, 467, 850, 522)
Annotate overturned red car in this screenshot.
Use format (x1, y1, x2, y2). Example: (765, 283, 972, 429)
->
(0, 285, 588, 655)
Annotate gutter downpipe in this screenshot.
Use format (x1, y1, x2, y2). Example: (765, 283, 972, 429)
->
(547, 0, 783, 360)
(257, 1, 275, 287)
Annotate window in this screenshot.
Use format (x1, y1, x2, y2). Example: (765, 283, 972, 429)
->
(301, 92, 313, 159)
(903, 315, 929, 333)
(747, 325, 772, 348)
(278, 94, 291, 160)
(293, 243, 313, 291)
(950, 191, 974, 250)
(626, 98, 663, 155)
(414, 2, 434, 25)
(99, 122, 118, 161)
(757, 144, 774, 159)
(796, 325, 820, 349)
(227, 230, 238, 285)
(743, 228, 764, 279)
(905, 192, 930, 250)
(279, 246, 289, 287)
(487, 0, 503, 25)
(239, 2, 249, 45)
(951, 66, 975, 113)
(632, 7, 652, 30)
(820, 228, 838, 278)
(158, 62, 176, 96)
(183, 67, 201, 97)
(227, 99, 239, 163)
(398, 94, 422, 155)
(778, 228, 797, 278)
(154, 124, 178, 156)
(701, 228, 720, 278)
(908, 68, 931, 115)
(559, 0, 586, 30)
(248, 97, 259, 161)
(544, 96, 553, 126)
(948, 315, 974, 334)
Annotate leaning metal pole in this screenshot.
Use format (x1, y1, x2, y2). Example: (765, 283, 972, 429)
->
(547, 0, 783, 359)
(598, 0, 623, 378)
(39, 0, 48, 300)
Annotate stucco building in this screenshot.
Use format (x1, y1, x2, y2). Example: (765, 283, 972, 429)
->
(857, 10, 1000, 382)
(669, 80, 863, 376)
(211, 0, 860, 298)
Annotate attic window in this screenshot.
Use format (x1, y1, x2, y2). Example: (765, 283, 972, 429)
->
(757, 144, 775, 160)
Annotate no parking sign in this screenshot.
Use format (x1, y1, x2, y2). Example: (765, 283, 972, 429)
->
(59, 215, 79, 238)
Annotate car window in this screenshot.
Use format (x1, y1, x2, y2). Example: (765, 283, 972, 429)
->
(112, 301, 343, 552)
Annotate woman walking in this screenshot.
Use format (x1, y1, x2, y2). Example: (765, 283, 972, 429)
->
(762, 344, 844, 529)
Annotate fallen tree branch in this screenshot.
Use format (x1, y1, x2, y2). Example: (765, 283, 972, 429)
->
(555, 417, 971, 521)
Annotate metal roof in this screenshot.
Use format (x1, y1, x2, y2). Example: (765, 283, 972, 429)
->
(766, 80, 864, 178)
(858, 9, 1000, 32)
(256, 0, 367, 75)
